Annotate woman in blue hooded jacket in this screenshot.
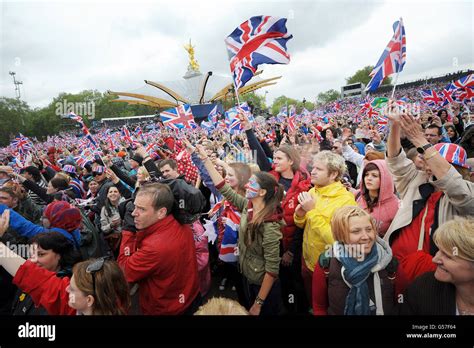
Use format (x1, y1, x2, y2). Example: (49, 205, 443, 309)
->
(0, 201, 82, 249)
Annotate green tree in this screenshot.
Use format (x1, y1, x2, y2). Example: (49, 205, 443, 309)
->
(271, 95, 298, 115)
(0, 98, 32, 146)
(316, 89, 341, 104)
(346, 65, 392, 86)
(270, 95, 315, 115)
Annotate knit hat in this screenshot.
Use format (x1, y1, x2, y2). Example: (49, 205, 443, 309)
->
(130, 154, 143, 165)
(62, 164, 76, 175)
(434, 143, 470, 169)
(43, 201, 81, 232)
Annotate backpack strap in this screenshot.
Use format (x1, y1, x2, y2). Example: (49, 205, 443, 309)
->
(318, 253, 332, 278)
(385, 257, 398, 280)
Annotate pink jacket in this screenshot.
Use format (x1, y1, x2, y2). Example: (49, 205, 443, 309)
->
(356, 160, 400, 237)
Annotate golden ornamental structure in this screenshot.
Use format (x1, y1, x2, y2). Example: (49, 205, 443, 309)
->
(184, 39, 200, 74)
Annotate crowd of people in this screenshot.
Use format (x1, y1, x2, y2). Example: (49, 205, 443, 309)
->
(0, 77, 473, 316)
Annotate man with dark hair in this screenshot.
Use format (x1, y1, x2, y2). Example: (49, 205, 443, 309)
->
(157, 159, 179, 180)
(424, 125, 443, 145)
(118, 183, 201, 315)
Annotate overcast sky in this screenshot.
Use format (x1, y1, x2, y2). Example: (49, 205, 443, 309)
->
(1, 0, 473, 108)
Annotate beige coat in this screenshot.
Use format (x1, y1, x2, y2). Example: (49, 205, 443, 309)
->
(384, 148, 474, 245)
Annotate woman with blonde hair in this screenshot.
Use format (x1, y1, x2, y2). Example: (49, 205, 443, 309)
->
(400, 218, 474, 315)
(194, 297, 248, 315)
(312, 206, 398, 315)
(135, 166, 150, 188)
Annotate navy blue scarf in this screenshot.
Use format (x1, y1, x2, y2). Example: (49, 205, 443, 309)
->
(339, 244, 379, 315)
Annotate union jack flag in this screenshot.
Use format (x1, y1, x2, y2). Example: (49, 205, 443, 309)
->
(106, 135, 117, 151)
(377, 114, 389, 133)
(225, 107, 242, 134)
(121, 125, 134, 144)
(225, 16, 293, 89)
(200, 120, 215, 132)
(453, 74, 474, 89)
(145, 142, 157, 157)
(366, 18, 406, 92)
(207, 105, 219, 125)
(237, 102, 255, 122)
(66, 112, 84, 126)
(420, 90, 444, 107)
(456, 86, 474, 104)
(366, 106, 379, 119)
(441, 83, 457, 106)
(134, 126, 143, 137)
(160, 104, 196, 130)
(277, 105, 288, 119)
(358, 96, 373, 115)
(10, 134, 33, 155)
(74, 148, 94, 168)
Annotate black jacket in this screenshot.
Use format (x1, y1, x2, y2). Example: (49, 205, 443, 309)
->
(120, 177, 206, 231)
(399, 272, 456, 315)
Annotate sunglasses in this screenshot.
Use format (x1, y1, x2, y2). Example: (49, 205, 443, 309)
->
(92, 172, 103, 177)
(86, 257, 108, 297)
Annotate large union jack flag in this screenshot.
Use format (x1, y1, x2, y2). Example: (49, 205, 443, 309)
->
(366, 18, 406, 92)
(160, 104, 196, 130)
(225, 16, 293, 89)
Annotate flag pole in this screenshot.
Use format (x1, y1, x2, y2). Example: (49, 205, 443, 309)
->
(390, 17, 404, 99)
(232, 79, 242, 106)
(391, 72, 400, 99)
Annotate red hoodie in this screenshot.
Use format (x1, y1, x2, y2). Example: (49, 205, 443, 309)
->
(356, 159, 400, 237)
(118, 214, 200, 315)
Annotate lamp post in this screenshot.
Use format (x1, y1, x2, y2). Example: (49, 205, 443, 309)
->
(264, 90, 269, 115)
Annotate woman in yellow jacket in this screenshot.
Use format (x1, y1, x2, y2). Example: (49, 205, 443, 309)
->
(294, 150, 357, 302)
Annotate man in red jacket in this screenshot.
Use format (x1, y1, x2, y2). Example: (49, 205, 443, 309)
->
(118, 183, 201, 315)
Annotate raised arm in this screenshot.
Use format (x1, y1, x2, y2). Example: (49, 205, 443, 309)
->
(196, 144, 248, 211)
(399, 112, 451, 180)
(386, 101, 403, 158)
(239, 113, 272, 171)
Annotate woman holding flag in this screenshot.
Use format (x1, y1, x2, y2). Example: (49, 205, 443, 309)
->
(197, 143, 284, 315)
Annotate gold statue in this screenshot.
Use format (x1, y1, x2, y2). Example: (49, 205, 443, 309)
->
(184, 39, 200, 72)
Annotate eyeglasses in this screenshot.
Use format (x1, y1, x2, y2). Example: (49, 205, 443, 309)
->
(86, 257, 108, 296)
